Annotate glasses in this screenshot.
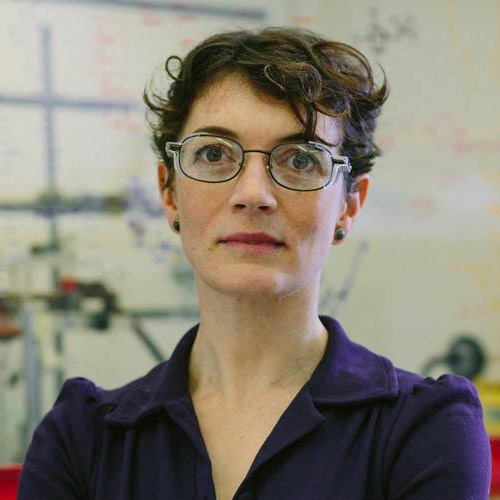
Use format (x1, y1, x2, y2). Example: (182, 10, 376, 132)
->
(165, 133, 351, 192)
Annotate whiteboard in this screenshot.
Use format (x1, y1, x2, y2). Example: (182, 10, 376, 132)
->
(308, 1, 500, 378)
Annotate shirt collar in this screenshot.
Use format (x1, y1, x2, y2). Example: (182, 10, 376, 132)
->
(308, 316, 398, 405)
(102, 315, 398, 425)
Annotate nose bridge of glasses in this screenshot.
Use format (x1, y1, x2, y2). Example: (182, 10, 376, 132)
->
(232, 149, 276, 194)
(232, 149, 278, 204)
(241, 148, 273, 170)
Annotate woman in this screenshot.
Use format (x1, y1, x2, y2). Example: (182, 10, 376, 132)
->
(18, 27, 491, 500)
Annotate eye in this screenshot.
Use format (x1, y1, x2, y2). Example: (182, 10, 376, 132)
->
(290, 151, 317, 170)
(198, 145, 226, 162)
(276, 146, 321, 172)
(193, 142, 237, 166)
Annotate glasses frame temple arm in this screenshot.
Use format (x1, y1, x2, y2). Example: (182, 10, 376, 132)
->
(331, 155, 352, 175)
(165, 142, 182, 154)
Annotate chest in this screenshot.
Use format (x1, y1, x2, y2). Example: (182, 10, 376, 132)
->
(191, 394, 297, 500)
(93, 401, 387, 500)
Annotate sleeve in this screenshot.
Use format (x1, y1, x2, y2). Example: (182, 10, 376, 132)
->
(17, 377, 100, 500)
(383, 374, 492, 500)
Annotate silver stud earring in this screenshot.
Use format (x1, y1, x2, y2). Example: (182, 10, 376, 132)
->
(335, 227, 345, 241)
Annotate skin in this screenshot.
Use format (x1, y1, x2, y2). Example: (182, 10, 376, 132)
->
(158, 73, 369, 409)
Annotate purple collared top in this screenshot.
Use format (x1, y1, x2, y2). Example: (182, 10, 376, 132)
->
(17, 316, 491, 499)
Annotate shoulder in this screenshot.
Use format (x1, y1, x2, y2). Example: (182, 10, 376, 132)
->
(31, 360, 172, 451)
(53, 360, 171, 419)
(21, 363, 169, 482)
(382, 370, 491, 498)
(43, 323, 199, 428)
(19, 364, 170, 500)
(386, 368, 486, 442)
(393, 368, 483, 417)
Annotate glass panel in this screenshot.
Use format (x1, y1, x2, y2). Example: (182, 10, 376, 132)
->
(180, 136, 241, 181)
(271, 144, 332, 190)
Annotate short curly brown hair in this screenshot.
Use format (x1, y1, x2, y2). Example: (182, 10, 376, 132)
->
(144, 26, 389, 193)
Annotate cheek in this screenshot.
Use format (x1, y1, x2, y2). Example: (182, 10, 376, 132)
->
(180, 198, 204, 227)
(291, 209, 333, 263)
(299, 196, 340, 243)
(178, 183, 212, 226)
(177, 185, 221, 251)
(303, 199, 342, 264)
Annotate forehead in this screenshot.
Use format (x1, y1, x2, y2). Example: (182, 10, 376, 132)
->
(180, 73, 341, 147)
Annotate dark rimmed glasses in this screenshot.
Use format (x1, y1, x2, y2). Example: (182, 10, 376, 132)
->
(165, 133, 351, 192)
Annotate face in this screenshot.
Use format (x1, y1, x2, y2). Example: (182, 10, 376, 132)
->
(159, 73, 366, 299)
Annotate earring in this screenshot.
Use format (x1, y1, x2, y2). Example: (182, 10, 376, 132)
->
(173, 219, 180, 232)
(335, 227, 345, 241)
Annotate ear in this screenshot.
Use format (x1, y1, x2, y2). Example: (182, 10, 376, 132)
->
(157, 162, 179, 230)
(333, 174, 370, 245)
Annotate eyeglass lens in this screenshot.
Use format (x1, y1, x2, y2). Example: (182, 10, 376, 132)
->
(178, 135, 335, 190)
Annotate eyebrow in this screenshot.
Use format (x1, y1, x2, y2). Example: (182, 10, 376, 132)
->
(190, 126, 310, 144)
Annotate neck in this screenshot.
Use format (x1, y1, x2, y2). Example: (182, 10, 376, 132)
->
(188, 278, 328, 408)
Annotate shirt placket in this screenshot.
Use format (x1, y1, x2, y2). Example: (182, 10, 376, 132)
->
(164, 394, 217, 499)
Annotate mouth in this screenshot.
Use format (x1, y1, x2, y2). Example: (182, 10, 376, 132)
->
(219, 240, 284, 254)
(219, 232, 285, 254)
(219, 232, 284, 246)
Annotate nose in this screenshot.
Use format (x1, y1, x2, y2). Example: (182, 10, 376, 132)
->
(228, 151, 278, 214)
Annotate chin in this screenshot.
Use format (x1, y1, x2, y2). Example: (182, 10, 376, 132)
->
(197, 269, 298, 299)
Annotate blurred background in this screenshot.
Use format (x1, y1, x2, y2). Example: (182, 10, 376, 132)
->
(0, 0, 499, 495)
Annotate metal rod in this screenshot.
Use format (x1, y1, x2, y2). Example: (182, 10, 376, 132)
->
(22, 305, 42, 446)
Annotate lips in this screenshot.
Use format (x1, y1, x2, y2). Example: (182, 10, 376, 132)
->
(220, 232, 284, 245)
